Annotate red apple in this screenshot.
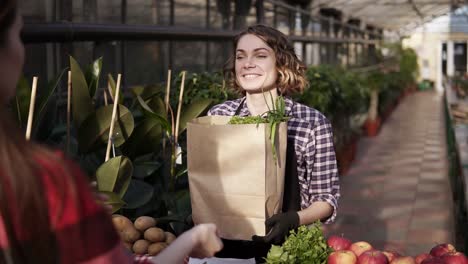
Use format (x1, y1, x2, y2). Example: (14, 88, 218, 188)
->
(415, 253, 431, 264)
(328, 235, 352, 251)
(328, 250, 358, 264)
(429, 243, 456, 257)
(350, 241, 373, 257)
(358, 250, 389, 264)
(440, 252, 468, 264)
(383, 251, 401, 263)
(421, 257, 444, 264)
(390, 256, 416, 264)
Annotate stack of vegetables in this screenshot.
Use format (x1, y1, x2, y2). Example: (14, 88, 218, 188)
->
(111, 215, 177, 256)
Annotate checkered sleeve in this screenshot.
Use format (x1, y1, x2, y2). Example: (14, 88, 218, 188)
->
(304, 118, 340, 224)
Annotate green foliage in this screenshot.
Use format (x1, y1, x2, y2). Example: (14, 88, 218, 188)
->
(364, 70, 386, 92)
(265, 222, 332, 264)
(96, 156, 133, 213)
(70, 56, 94, 128)
(297, 65, 368, 152)
(399, 47, 419, 85)
(13, 76, 32, 128)
(12, 69, 67, 139)
(77, 104, 134, 153)
(174, 71, 238, 106)
(84, 57, 103, 99)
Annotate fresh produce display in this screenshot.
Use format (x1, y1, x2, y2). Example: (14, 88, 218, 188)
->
(111, 214, 176, 256)
(265, 222, 332, 264)
(324, 235, 467, 264)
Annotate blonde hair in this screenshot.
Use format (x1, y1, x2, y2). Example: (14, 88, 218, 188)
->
(224, 24, 308, 95)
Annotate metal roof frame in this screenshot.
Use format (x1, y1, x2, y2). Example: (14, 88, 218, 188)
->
(311, 0, 467, 35)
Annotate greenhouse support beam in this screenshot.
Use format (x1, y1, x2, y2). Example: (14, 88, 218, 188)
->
(22, 23, 379, 45)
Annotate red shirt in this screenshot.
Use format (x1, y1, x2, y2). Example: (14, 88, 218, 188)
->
(0, 152, 142, 263)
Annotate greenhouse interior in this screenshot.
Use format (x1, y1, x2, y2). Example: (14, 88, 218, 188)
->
(3, 0, 468, 263)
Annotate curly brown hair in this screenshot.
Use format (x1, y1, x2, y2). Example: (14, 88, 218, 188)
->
(224, 24, 308, 95)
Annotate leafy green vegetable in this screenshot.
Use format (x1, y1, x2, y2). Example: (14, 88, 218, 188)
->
(265, 222, 332, 264)
(227, 96, 288, 163)
(228, 116, 267, 125)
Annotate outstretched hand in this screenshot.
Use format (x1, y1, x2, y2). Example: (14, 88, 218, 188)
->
(189, 223, 224, 258)
(252, 211, 299, 245)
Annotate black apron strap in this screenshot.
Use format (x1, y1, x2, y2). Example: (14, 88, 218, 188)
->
(234, 97, 246, 116)
(282, 139, 301, 212)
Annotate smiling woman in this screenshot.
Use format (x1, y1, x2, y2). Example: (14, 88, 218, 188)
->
(234, 34, 278, 94)
(205, 24, 341, 263)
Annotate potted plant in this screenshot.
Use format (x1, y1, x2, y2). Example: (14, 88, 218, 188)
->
(363, 70, 385, 137)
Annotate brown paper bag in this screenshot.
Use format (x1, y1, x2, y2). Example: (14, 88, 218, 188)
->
(187, 115, 287, 240)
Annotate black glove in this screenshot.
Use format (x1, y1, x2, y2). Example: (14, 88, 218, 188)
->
(251, 211, 299, 245)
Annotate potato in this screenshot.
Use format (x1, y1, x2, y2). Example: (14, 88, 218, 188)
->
(121, 227, 141, 243)
(164, 232, 176, 244)
(111, 214, 133, 232)
(132, 239, 150, 255)
(144, 227, 166, 243)
(134, 216, 157, 232)
(148, 242, 168, 256)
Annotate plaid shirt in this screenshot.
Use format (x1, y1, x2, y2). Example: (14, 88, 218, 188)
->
(208, 96, 340, 223)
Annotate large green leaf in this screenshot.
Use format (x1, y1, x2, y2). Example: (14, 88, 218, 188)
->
(178, 98, 212, 135)
(164, 190, 192, 234)
(136, 95, 171, 133)
(96, 156, 133, 198)
(133, 161, 161, 179)
(108, 74, 124, 104)
(70, 56, 94, 128)
(147, 96, 167, 117)
(84, 57, 103, 98)
(122, 179, 154, 209)
(78, 104, 134, 153)
(99, 191, 126, 213)
(140, 84, 165, 100)
(13, 76, 30, 128)
(130, 85, 145, 97)
(122, 118, 162, 158)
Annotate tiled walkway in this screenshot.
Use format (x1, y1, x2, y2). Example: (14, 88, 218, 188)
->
(323, 91, 456, 256)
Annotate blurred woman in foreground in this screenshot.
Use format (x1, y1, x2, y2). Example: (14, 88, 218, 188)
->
(0, 1, 222, 263)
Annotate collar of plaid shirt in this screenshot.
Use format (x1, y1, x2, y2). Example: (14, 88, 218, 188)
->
(234, 96, 294, 117)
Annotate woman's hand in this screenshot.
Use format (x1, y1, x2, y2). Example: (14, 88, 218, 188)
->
(152, 223, 223, 263)
(189, 223, 224, 258)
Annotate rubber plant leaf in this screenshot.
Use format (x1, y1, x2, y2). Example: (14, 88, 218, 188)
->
(98, 191, 126, 213)
(96, 155, 133, 199)
(84, 57, 103, 98)
(122, 179, 154, 209)
(136, 95, 171, 133)
(70, 56, 94, 128)
(107, 73, 124, 104)
(78, 104, 134, 153)
(121, 118, 162, 158)
(178, 98, 212, 136)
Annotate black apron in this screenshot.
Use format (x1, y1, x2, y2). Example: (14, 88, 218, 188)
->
(214, 99, 301, 263)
